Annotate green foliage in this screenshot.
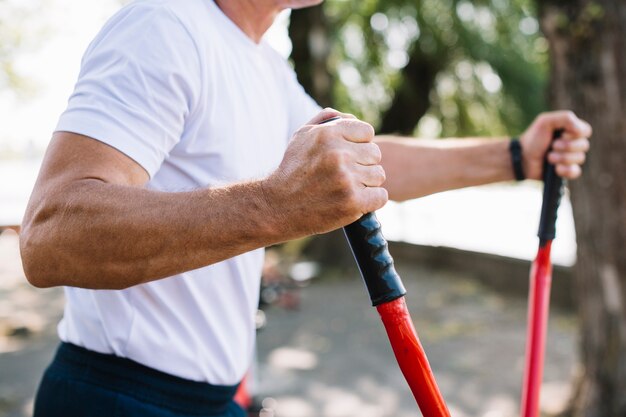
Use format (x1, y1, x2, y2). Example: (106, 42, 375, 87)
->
(321, 0, 548, 137)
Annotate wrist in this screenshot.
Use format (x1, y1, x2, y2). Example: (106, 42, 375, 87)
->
(256, 177, 291, 242)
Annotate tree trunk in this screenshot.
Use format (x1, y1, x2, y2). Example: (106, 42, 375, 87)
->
(539, 1, 626, 416)
(378, 45, 445, 135)
(288, 5, 334, 107)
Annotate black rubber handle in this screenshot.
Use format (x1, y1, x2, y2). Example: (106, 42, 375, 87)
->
(343, 213, 406, 306)
(537, 129, 566, 243)
(317, 116, 406, 306)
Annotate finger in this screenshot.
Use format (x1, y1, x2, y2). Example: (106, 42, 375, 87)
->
(337, 112, 358, 120)
(333, 118, 375, 143)
(307, 108, 343, 125)
(556, 163, 582, 179)
(359, 186, 389, 214)
(306, 108, 359, 125)
(548, 151, 586, 165)
(539, 111, 592, 137)
(344, 141, 382, 166)
(553, 131, 580, 141)
(353, 164, 386, 187)
(552, 137, 590, 153)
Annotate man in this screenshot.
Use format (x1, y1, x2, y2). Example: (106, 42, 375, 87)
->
(20, 0, 591, 416)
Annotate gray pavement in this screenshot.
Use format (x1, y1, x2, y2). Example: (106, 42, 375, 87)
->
(254, 265, 576, 417)
(0, 231, 577, 417)
(0, 231, 64, 417)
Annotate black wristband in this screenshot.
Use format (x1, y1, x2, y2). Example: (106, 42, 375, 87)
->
(509, 138, 525, 181)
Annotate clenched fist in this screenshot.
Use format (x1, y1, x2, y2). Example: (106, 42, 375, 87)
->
(261, 109, 388, 238)
(520, 111, 592, 180)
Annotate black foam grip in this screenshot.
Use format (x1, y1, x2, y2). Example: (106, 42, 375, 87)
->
(343, 212, 407, 306)
(538, 129, 566, 243)
(317, 116, 406, 305)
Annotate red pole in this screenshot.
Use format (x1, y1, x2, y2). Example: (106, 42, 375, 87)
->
(520, 129, 565, 417)
(378, 297, 451, 417)
(321, 116, 450, 416)
(343, 212, 451, 417)
(520, 241, 553, 417)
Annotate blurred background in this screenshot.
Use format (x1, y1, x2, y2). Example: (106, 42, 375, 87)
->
(0, 0, 623, 416)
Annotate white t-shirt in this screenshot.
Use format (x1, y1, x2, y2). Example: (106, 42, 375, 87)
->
(55, 0, 320, 385)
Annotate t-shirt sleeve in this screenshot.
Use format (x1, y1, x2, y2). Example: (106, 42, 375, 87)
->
(55, 4, 201, 177)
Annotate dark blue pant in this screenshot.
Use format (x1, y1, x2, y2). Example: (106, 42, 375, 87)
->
(34, 343, 245, 417)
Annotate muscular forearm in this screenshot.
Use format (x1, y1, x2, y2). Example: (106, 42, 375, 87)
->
(376, 136, 513, 201)
(21, 179, 280, 289)
(21, 113, 386, 290)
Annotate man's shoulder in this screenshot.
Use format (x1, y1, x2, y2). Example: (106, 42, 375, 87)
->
(151, 0, 212, 22)
(84, 0, 207, 60)
(115, 0, 212, 35)
(126, 0, 207, 14)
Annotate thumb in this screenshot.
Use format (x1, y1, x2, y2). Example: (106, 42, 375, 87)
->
(537, 111, 592, 138)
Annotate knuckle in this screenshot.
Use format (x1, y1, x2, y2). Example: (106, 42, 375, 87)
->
(334, 167, 353, 190)
(568, 168, 581, 179)
(370, 143, 382, 163)
(565, 111, 579, 126)
(563, 138, 574, 148)
(561, 140, 573, 151)
(349, 120, 374, 139)
(564, 152, 581, 164)
(580, 138, 591, 152)
(372, 188, 389, 209)
(363, 123, 376, 140)
(378, 187, 389, 202)
(342, 188, 360, 209)
(375, 165, 386, 183)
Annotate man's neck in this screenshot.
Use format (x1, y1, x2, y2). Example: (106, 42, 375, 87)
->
(214, 0, 280, 43)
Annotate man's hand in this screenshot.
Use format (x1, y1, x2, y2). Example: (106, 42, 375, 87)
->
(261, 109, 388, 237)
(520, 111, 592, 180)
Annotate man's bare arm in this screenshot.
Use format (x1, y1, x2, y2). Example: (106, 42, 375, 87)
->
(377, 111, 592, 201)
(378, 137, 513, 201)
(20, 111, 386, 289)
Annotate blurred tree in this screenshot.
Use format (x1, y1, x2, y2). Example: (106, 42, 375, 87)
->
(538, 1, 626, 416)
(289, 5, 334, 107)
(290, 0, 548, 137)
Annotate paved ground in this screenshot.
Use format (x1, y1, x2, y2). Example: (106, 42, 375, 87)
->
(0, 230, 577, 417)
(0, 230, 64, 417)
